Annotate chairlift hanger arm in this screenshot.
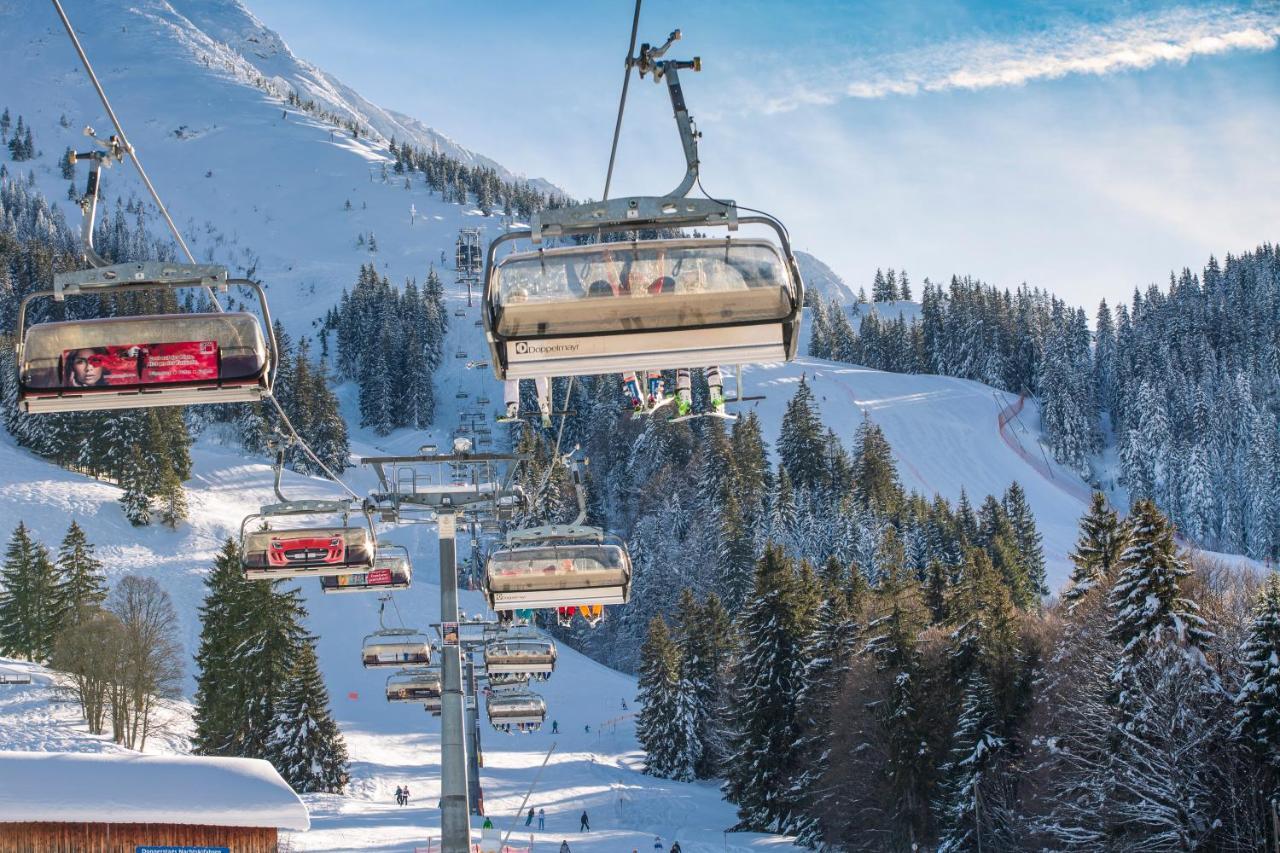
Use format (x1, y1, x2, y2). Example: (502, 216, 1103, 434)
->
(69, 129, 126, 269)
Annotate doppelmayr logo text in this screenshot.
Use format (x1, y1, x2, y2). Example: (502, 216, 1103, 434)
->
(514, 341, 581, 355)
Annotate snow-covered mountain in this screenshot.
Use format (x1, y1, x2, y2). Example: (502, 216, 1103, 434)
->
(795, 251, 856, 305)
(0, 1, 1130, 848)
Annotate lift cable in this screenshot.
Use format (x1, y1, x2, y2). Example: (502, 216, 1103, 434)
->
(602, 0, 644, 201)
(50, 0, 205, 292)
(268, 396, 362, 501)
(51, 0, 361, 505)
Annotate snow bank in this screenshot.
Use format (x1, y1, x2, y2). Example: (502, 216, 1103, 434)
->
(0, 751, 310, 830)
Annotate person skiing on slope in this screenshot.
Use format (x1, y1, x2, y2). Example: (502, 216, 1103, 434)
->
(654, 836, 665, 851)
(526, 806, 535, 826)
(482, 817, 494, 829)
(560, 842, 571, 853)
(402, 784, 410, 805)
(551, 720, 559, 734)
(579, 810, 590, 832)
(538, 808, 546, 830)
(395, 785, 404, 806)
(669, 842, 682, 853)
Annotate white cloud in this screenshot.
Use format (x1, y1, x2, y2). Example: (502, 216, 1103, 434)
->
(752, 5, 1280, 114)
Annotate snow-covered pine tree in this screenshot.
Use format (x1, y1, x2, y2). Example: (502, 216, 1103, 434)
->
(851, 414, 902, 517)
(678, 591, 735, 779)
(723, 544, 812, 833)
(778, 377, 827, 493)
(0, 522, 60, 661)
(636, 615, 682, 778)
(54, 521, 107, 623)
(935, 670, 1006, 852)
(1108, 499, 1213, 719)
(1062, 491, 1126, 611)
(267, 635, 350, 793)
(1002, 481, 1046, 602)
(787, 585, 861, 846)
(861, 555, 935, 843)
(1234, 572, 1280, 795)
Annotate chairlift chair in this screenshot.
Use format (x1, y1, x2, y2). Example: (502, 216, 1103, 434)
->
(321, 543, 412, 593)
(481, 28, 802, 383)
(362, 627, 432, 668)
(486, 688, 546, 733)
(484, 633, 557, 679)
(17, 263, 276, 413)
(240, 499, 377, 580)
(386, 667, 443, 704)
(485, 529, 631, 609)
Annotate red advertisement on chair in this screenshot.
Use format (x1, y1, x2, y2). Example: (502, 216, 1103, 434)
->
(62, 341, 218, 388)
(366, 568, 393, 585)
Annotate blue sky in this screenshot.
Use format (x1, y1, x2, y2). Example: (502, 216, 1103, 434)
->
(247, 0, 1280, 309)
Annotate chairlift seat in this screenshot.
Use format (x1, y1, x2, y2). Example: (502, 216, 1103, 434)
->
(486, 238, 799, 380)
(484, 638, 557, 675)
(485, 538, 631, 609)
(363, 628, 432, 668)
(242, 526, 375, 579)
(322, 552, 412, 594)
(386, 669, 442, 703)
(486, 690, 546, 732)
(19, 312, 269, 413)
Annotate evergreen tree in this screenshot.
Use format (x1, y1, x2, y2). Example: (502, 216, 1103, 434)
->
(788, 589, 861, 845)
(777, 377, 826, 493)
(191, 539, 307, 759)
(852, 414, 903, 516)
(1002, 481, 1046, 604)
(1235, 572, 1280, 795)
(53, 521, 107, 624)
(267, 635, 350, 793)
(1063, 491, 1126, 611)
(636, 615, 683, 777)
(0, 522, 61, 661)
(935, 670, 1006, 852)
(1109, 499, 1213, 718)
(723, 545, 812, 833)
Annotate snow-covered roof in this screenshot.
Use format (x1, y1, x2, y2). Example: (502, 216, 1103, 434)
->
(0, 751, 310, 831)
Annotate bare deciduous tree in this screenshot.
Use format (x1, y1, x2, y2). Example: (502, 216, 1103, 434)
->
(50, 605, 125, 735)
(107, 575, 183, 750)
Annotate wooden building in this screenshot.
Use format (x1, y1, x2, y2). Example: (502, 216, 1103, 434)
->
(0, 751, 309, 853)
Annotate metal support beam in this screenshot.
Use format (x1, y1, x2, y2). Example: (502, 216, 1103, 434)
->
(437, 508, 470, 853)
(465, 652, 483, 814)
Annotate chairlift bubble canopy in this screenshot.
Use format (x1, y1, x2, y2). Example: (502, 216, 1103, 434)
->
(486, 689, 547, 732)
(362, 627, 432, 668)
(240, 500, 377, 580)
(17, 262, 275, 414)
(386, 668, 442, 703)
(484, 635, 557, 677)
(322, 544, 412, 594)
(483, 204, 803, 381)
(484, 530, 632, 610)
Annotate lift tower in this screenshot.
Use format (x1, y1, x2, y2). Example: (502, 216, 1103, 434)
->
(363, 445, 523, 853)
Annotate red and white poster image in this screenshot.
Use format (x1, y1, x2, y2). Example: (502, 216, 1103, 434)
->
(62, 341, 218, 387)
